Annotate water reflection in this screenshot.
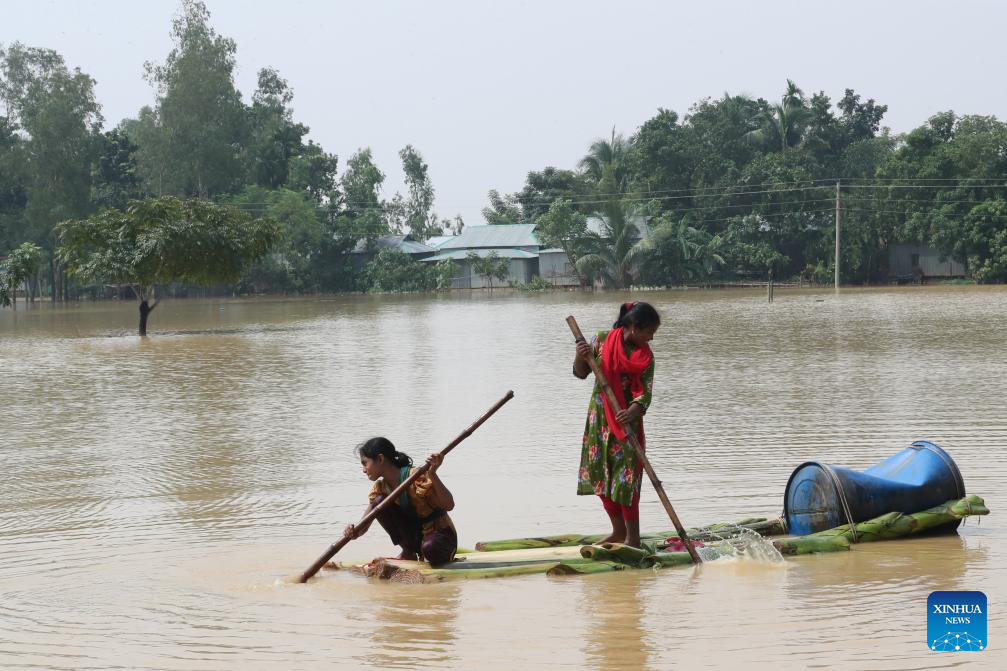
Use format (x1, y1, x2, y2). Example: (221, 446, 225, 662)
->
(363, 583, 460, 669)
(581, 572, 652, 671)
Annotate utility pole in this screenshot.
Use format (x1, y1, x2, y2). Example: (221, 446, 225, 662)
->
(834, 180, 841, 289)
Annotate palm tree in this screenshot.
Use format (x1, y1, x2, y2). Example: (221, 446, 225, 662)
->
(574, 199, 648, 288)
(746, 79, 814, 152)
(578, 127, 633, 193)
(632, 218, 726, 286)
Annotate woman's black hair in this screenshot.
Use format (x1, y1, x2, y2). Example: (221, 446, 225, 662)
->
(357, 437, 413, 468)
(614, 301, 661, 329)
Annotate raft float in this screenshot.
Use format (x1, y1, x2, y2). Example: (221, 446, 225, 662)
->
(328, 441, 989, 583)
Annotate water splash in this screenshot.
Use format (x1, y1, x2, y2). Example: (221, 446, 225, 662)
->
(693, 527, 785, 564)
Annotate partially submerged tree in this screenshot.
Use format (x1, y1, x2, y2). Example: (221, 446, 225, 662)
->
(0, 241, 43, 308)
(56, 196, 279, 335)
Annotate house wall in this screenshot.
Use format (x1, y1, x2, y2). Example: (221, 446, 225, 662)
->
(889, 243, 966, 278)
(539, 251, 578, 286)
(447, 259, 537, 288)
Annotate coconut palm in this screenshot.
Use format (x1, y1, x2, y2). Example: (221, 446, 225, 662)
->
(632, 218, 726, 286)
(578, 128, 633, 193)
(574, 199, 648, 288)
(746, 80, 815, 152)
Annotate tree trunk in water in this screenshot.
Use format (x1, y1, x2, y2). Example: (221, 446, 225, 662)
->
(139, 300, 152, 336)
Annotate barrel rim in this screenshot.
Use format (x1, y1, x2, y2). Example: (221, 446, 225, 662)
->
(783, 460, 836, 523)
(910, 440, 965, 499)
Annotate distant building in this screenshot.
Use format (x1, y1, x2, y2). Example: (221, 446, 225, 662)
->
(349, 235, 437, 271)
(421, 224, 541, 288)
(888, 243, 966, 281)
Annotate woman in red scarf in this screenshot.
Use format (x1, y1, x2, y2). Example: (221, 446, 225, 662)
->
(573, 301, 660, 547)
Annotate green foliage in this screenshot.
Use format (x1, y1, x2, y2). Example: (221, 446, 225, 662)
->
(245, 67, 309, 189)
(0, 241, 43, 306)
(56, 196, 279, 299)
(137, 0, 247, 197)
(364, 249, 454, 292)
(386, 145, 440, 241)
(634, 217, 725, 286)
(287, 141, 338, 202)
(92, 129, 142, 210)
(1, 42, 102, 248)
(228, 186, 325, 292)
(481, 189, 527, 226)
(466, 251, 510, 288)
(517, 276, 551, 292)
(574, 199, 649, 288)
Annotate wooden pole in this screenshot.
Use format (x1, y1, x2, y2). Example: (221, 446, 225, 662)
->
(297, 390, 515, 583)
(566, 316, 702, 564)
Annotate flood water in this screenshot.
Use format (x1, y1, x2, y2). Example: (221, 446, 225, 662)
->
(1, 286, 1003, 670)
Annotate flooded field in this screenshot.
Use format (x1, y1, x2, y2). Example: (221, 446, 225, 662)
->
(1, 286, 1003, 669)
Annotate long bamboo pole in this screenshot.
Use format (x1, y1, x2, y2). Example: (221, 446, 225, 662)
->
(297, 390, 515, 583)
(567, 316, 701, 564)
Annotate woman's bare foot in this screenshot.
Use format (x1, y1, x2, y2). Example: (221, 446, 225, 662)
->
(396, 550, 419, 561)
(600, 514, 627, 544)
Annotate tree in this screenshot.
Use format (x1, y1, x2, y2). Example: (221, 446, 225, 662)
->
(245, 67, 309, 189)
(482, 189, 526, 225)
(365, 249, 454, 292)
(287, 141, 338, 203)
(466, 251, 509, 290)
(229, 186, 325, 293)
(0, 241, 43, 308)
(517, 167, 589, 221)
(534, 198, 589, 284)
(138, 0, 248, 197)
(633, 216, 725, 287)
(574, 199, 649, 288)
(746, 80, 816, 152)
(1, 43, 102, 248)
(389, 144, 440, 241)
(92, 129, 143, 210)
(56, 196, 279, 335)
(579, 128, 633, 193)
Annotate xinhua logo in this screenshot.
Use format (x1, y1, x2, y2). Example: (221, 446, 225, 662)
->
(928, 591, 987, 651)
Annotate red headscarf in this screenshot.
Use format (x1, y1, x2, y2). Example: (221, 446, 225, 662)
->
(599, 315, 653, 443)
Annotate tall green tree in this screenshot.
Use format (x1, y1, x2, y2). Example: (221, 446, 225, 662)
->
(0, 43, 102, 248)
(387, 144, 440, 241)
(138, 0, 247, 197)
(57, 196, 278, 335)
(245, 67, 309, 189)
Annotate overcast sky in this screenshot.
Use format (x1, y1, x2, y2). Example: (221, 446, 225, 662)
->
(5, 0, 1006, 225)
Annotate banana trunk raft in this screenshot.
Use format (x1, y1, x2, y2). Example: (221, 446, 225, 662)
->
(327, 495, 988, 584)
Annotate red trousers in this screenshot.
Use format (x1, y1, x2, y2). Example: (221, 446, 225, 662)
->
(600, 491, 641, 522)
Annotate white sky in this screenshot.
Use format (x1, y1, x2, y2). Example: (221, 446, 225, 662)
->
(5, 0, 1006, 225)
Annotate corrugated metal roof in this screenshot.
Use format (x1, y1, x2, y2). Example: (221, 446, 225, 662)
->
(351, 235, 434, 255)
(425, 235, 453, 249)
(437, 224, 540, 250)
(422, 248, 539, 262)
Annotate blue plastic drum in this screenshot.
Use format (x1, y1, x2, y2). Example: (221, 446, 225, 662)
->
(784, 441, 966, 536)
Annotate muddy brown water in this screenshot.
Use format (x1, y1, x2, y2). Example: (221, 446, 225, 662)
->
(1, 287, 1003, 669)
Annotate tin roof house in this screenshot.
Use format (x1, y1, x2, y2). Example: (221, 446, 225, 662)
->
(421, 224, 541, 288)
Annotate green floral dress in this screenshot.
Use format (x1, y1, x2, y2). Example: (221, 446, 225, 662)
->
(576, 330, 655, 505)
